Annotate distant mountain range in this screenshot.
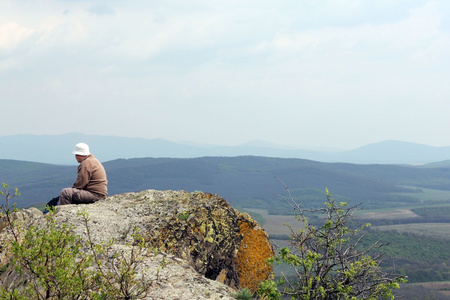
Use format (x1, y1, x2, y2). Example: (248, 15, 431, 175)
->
(1, 133, 450, 165)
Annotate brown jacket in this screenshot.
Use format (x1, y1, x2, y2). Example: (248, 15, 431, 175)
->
(72, 154, 108, 197)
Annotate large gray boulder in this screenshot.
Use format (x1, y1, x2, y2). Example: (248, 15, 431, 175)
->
(0, 189, 274, 299)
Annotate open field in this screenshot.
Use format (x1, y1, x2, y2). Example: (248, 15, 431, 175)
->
(354, 193, 450, 220)
(255, 186, 450, 225)
(395, 282, 450, 299)
(394, 187, 450, 202)
(409, 281, 450, 290)
(407, 281, 450, 298)
(396, 186, 450, 201)
(249, 202, 450, 239)
(372, 223, 450, 240)
(355, 208, 420, 219)
(244, 208, 300, 236)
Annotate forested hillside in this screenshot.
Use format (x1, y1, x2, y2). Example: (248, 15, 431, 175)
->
(1, 156, 450, 210)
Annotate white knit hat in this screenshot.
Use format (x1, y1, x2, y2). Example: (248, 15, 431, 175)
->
(72, 143, 91, 156)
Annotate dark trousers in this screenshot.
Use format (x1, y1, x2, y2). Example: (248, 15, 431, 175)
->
(59, 188, 101, 205)
(45, 196, 59, 209)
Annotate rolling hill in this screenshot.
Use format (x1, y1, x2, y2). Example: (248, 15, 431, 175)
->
(1, 156, 450, 210)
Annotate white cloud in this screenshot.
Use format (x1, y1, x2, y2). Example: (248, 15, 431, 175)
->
(1, 0, 450, 148)
(0, 22, 34, 50)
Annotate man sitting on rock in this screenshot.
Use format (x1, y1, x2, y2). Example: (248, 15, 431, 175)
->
(58, 142, 108, 206)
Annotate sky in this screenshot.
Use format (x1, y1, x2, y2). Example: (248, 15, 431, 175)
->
(1, 0, 450, 150)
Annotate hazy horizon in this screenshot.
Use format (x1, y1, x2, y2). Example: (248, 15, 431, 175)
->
(3, 132, 450, 152)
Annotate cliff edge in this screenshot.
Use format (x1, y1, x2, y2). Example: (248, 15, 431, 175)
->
(0, 189, 274, 299)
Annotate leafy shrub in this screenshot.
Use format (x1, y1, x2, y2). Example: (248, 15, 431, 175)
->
(0, 183, 162, 299)
(233, 287, 254, 300)
(258, 180, 406, 300)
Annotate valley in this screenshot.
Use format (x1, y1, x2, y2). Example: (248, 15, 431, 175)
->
(1, 156, 450, 298)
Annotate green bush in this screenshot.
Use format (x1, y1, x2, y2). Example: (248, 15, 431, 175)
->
(10, 212, 95, 299)
(0, 183, 162, 299)
(233, 287, 254, 300)
(258, 181, 406, 300)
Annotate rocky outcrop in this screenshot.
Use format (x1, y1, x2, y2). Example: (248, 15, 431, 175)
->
(0, 189, 274, 298)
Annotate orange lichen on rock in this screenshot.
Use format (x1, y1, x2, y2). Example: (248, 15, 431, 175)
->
(121, 190, 273, 290)
(235, 212, 275, 293)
